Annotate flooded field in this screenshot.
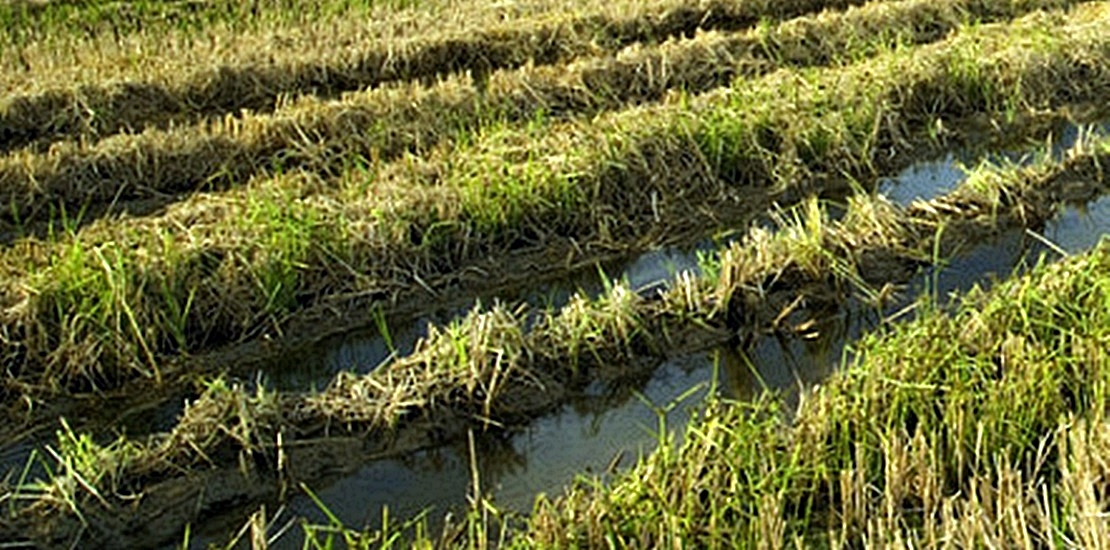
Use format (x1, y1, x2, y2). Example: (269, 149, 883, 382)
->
(168, 122, 1110, 546)
(3, 0, 1110, 547)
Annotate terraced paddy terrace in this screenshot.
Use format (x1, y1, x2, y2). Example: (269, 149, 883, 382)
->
(3, 0, 1110, 547)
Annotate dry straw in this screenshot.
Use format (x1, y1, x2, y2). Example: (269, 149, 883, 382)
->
(0, 0, 878, 152)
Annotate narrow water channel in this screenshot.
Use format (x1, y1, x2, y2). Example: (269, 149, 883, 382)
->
(175, 120, 1110, 548)
(0, 119, 1090, 549)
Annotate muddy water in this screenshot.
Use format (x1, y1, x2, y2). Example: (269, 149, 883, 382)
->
(281, 353, 720, 539)
(1037, 195, 1110, 254)
(257, 244, 715, 393)
(879, 119, 1110, 205)
(259, 118, 1110, 392)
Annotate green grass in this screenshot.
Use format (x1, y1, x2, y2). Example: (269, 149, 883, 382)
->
(280, 204, 1110, 549)
(7, 3, 1110, 393)
(512, 239, 1110, 548)
(0, 0, 422, 49)
(8, 124, 1109, 548)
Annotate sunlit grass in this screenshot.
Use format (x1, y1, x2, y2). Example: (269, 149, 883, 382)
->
(9, 125, 1109, 548)
(8, 4, 1109, 392)
(4, 1, 1110, 547)
(513, 239, 1110, 547)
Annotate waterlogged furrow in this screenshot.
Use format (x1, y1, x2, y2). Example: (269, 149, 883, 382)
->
(4, 6, 1110, 394)
(5, 126, 1107, 550)
(301, 136, 1110, 434)
(0, 0, 880, 152)
(0, 0, 947, 227)
(517, 235, 1110, 548)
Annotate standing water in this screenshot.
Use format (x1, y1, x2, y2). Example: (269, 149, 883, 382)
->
(185, 121, 1110, 548)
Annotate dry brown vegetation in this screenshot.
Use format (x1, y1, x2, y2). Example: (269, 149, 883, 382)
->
(0, 0, 880, 152)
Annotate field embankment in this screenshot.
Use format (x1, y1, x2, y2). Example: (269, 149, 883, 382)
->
(0, 0, 1040, 231)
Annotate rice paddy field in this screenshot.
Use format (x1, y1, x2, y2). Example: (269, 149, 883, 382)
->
(3, 0, 1110, 547)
